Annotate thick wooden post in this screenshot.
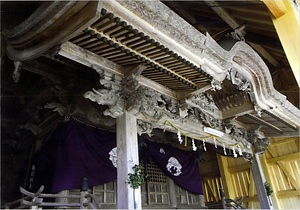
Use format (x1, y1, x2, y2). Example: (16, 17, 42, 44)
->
(117, 112, 141, 209)
(167, 177, 177, 208)
(250, 153, 273, 209)
(260, 153, 280, 209)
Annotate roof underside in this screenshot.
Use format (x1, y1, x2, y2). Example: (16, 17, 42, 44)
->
(1, 0, 299, 153)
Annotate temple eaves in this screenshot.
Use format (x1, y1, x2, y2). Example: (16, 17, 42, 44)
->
(2, 0, 300, 154)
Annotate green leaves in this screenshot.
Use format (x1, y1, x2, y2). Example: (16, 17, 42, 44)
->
(126, 164, 148, 189)
(264, 181, 273, 196)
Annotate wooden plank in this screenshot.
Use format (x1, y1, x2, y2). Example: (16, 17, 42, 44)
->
(270, 137, 299, 146)
(276, 189, 300, 198)
(267, 152, 300, 164)
(277, 162, 300, 190)
(205, 180, 218, 202)
(222, 101, 253, 121)
(204, 0, 240, 30)
(217, 155, 235, 199)
(228, 164, 250, 173)
(241, 195, 258, 202)
(260, 154, 281, 209)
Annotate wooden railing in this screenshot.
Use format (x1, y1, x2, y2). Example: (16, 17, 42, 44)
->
(2, 185, 102, 209)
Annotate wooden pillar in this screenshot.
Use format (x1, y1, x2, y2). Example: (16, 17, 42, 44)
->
(167, 177, 177, 208)
(116, 112, 141, 209)
(260, 154, 281, 209)
(250, 153, 273, 209)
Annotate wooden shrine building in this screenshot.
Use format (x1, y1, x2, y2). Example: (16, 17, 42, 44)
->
(1, 0, 299, 209)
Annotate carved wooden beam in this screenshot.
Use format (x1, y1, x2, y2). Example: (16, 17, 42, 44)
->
(3, 1, 102, 61)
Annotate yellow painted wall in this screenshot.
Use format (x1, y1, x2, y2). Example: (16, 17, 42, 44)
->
(218, 137, 299, 209)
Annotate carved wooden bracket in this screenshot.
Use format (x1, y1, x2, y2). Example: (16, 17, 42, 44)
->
(84, 70, 124, 118)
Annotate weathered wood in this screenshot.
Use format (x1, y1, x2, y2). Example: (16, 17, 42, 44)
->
(250, 153, 273, 209)
(59, 41, 177, 99)
(4, 1, 101, 61)
(166, 177, 177, 208)
(116, 112, 141, 209)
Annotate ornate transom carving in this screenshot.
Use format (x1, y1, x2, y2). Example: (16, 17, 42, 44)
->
(227, 68, 252, 92)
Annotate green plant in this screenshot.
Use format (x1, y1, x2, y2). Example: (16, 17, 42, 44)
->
(126, 164, 147, 189)
(264, 181, 273, 196)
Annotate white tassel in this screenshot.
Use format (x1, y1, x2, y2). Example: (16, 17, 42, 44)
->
(203, 140, 207, 151)
(192, 139, 197, 151)
(177, 130, 183, 144)
(223, 144, 227, 155)
(238, 145, 243, 156)
(214, 137, 217, 148)
(233, 147, 237, 158)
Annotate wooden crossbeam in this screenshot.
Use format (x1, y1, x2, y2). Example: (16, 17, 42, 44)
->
(205, 0, 279, 67)
(276, 189, 300, 198)
(270, 137, 299, 146)
(267, 152, 300, 164)
(228, 164, 250, 174)
(241, 195, 258, 203)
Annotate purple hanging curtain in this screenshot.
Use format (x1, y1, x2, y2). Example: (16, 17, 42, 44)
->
(51, 118, 117, 193)
(146, 140, 203, 194)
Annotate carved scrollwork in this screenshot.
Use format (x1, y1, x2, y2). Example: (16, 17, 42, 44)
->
(248, 126, 270, 155)
(187, 92, 220, 115)
(254, 103, 263, 117)
(211, 79, 222, 91)
(83, 70, 124, 118)
(227, 68, 252, 92)
(199, 112, 221, 129)
(224, 123, 252, 150)
(127, 86, 179, 121)
(242, 153, 253, 163)
(137, 119, 153, 136)
(44, 102, 67, 116)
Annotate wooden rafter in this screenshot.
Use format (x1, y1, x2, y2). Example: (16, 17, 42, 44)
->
(205, 0, 279, 68)
(267, 152, 300, 164)
(263, 0, 300, 86)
